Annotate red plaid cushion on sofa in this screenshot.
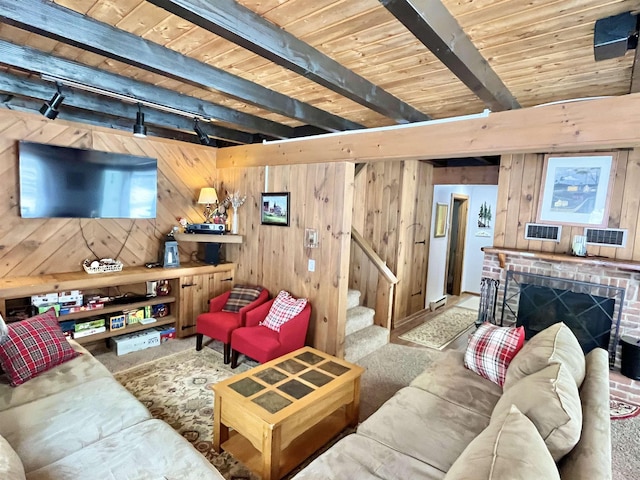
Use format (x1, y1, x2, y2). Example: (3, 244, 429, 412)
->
(0, 308, 79, 386)
(464, 322, 525, 387)
(222, 285, 264, 313)
(260, 290, 308, 333)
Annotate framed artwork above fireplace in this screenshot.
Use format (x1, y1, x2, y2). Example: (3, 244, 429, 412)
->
(536, 153, 616, 228)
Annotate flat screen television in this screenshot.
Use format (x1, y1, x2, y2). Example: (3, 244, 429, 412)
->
(19, 141, 157, 219)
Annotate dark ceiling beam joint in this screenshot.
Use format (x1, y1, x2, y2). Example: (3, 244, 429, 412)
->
(0, 0, 359, 132)
(379, 0, 520, 112)
(147, 0, 430, 124)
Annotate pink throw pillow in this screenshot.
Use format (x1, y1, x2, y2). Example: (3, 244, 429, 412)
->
(464, 322, 525, 387)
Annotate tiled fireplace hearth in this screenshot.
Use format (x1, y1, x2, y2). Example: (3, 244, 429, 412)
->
(482, 247, 640, 405)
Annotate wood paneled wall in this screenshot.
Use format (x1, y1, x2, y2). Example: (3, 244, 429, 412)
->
(213, 163, 354, 357)
(350, 160, 433, 327)
(494, 149, 640, 259)
(0, 109, 216, 278)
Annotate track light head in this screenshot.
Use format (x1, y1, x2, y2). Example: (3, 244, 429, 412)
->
(133, 103, 147, 137)
(193, 119, 212, 146)
(39, 89, 65, 120)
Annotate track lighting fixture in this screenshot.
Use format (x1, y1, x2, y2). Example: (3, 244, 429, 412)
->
(39, 84, 64, 120)
(133, 103, 147, 137)
(193, 118, 211, 146)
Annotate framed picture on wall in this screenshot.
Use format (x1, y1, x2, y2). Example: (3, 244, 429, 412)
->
(261, 192, 290, 226)
(434, 203, 448, 237)
(536, 153, 616, 228)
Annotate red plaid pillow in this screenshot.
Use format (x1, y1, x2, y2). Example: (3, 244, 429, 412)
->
(0, 309, 79, 386)
(260, 290, 308, 333)
(464, 323, 525, 387)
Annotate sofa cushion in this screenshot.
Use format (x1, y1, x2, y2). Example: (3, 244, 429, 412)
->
(292, 433, 445, 480)
(221, 285, 264, 312)
(492, 363, 582, 461)
(504, 322, 585, 390)
(0, 376, 151, 472)
(0, 340, 111, 412)
(260, 290, 308, 332)
(559, 348, 612, 480)
(0, 434, 25, 480)
(410, 350, 502, 418)
(25, 419, 224, 480)
(0, 309, 79, 386)
(445, 404, 560, 480)
(357, 386, 490, 473)
(464, 322, 524, 387)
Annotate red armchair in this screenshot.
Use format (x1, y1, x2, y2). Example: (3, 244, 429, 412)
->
(230, 298, 312, 368)
(195, 287, 269, 364)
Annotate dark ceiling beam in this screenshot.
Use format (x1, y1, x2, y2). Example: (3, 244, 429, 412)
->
(147, 0, 430, 124)
(0, 72, 255, 144)
(0, 0, 360, 132)
(1, 97, 207, 145)
(380, 0, 520, 112)
(0, 40, 294, 139)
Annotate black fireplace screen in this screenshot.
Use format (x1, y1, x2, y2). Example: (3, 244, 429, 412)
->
(500, 271, 624, 366)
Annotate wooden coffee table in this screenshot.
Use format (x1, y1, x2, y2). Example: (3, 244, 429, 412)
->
(212, 346, 365, 480)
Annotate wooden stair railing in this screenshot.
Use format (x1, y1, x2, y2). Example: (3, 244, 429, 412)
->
(351, 227, 399, 330)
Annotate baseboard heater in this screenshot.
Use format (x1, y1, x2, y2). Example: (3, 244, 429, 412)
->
(429, 295, 447, 312)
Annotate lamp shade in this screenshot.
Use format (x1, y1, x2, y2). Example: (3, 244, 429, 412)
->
(198, 187, 218, 204)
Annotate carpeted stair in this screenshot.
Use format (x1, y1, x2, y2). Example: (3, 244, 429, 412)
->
(344, 289, 389, 363)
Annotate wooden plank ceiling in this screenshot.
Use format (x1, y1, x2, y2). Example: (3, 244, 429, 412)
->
(0, 0, 637, 156)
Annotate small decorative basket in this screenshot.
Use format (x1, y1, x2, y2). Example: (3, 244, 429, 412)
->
(83, 259, 124, 274)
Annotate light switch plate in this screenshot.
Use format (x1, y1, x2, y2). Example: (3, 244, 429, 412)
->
(308, 259, 315, 272)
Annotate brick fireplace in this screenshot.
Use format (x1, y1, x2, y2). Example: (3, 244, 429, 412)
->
(482, 248, 640, 405)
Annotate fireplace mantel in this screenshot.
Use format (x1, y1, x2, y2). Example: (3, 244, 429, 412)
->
(482, 247, 640, 272)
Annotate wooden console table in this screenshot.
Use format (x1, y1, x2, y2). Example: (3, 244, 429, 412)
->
(0, 263, 235, 343)
(213, 347, 364, 480)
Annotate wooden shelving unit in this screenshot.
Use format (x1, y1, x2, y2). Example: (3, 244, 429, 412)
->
(57, 295, 176, 322)
(74, 316, 176, 345)
(0, 263, 235, 344)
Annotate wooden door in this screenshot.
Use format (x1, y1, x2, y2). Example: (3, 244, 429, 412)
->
(446, 195, 469, 296)
(176, 270, 234, 337)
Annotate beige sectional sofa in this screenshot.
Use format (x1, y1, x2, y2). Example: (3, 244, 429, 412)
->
(294, 323, 612, 480)
(0, 340, 224, 480)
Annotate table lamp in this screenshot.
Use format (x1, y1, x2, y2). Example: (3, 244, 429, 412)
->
(0, 313, 8, 341)
(198, 187, 218, 223)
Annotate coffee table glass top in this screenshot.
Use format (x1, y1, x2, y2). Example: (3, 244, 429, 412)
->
(223, 347, 362, 415)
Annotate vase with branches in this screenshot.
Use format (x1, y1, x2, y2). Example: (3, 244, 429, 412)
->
(225, 191, 246, 234)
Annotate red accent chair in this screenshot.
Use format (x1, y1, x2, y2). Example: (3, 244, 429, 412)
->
(230, 299, 312, 368)
(195, 288, 269, 364)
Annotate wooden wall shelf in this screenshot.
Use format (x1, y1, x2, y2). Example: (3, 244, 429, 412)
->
(482, 247, 640, 272)
(174, 233, 243, 244)
(0, 263, 233, 298)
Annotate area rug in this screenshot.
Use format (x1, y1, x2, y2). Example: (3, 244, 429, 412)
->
(114, 348, 258, 479)
(399, 306, 476, 350)
(611, 397, 640, 420)
(456, 296, 480, 311)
